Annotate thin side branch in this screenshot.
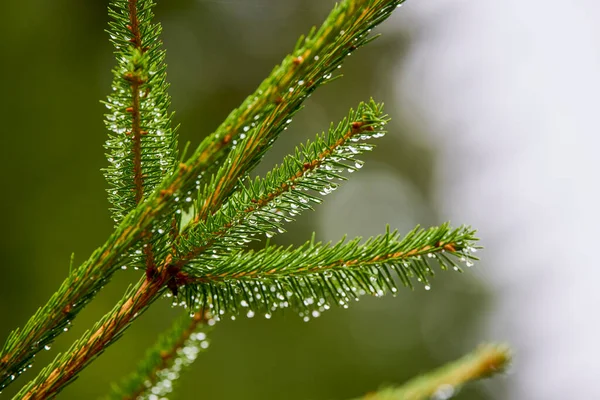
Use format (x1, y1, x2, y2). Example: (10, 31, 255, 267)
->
(358, 344, 511, 400)
(194, 0, 404, 222)
(0, 0, 405, 390)
(128, 0, 145, 204)
(17, 275, 166, 399)
(102, 310, 211, 400)
(14, 102, 395, 398)
(175, 102, 387, 270)
(180, 224, 478, 318)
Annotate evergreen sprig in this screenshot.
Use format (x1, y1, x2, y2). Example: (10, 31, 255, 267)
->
(174, 101, 387, 270)
(191, 0, 408, 220)
(11, 100, 390, 399)
(102, 311, 212, 400)
(0, 0, 180, 389)
(104, 0, 179, 272)
(104, 0, 178, 224)
(357, 344, 511, 400)
(14, 277, 160, 399)
(0, 0, 510, 398)
(182, 224, 478, 319)
(0, 0, 408, 389)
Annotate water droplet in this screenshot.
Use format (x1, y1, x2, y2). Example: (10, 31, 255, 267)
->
(433, 384, 455, 400)
(265, 313, 272, 319)
(424, 285, 431, 291)
(247, 310, 255, 318)
(44, 345, 51, 351)
(121, 266, 127, 270)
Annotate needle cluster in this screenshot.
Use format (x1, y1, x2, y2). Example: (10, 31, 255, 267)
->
(0, 1, 510, 399)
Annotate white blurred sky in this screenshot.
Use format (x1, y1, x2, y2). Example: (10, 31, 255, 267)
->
(390, 0, 600, 398)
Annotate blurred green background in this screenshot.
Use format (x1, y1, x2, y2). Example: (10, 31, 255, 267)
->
(0, 1, 496, 399)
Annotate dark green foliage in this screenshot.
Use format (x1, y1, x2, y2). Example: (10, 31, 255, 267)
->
(104, 0, 179, 274)
(182, 224, 478, 320)
(189, 0, 408, 220)
(102, 312, 212, 400)
(176, 101, 388, 269)
(104, 0, 178, 224)
(0, 0, 509, 399)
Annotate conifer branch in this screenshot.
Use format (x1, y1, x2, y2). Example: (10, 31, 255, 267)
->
(181, 224, 478, 318)
(357, 344, 511, 400)
(193, 0, 406, 222)
(0, 0, 412, 391)
(0, 0, 180, 390)
(104, 0, 178, 224)
(16, 276, 165, 400)
(13, 100, 392, 398)
(14, 222, 477, 400)
(104, 0, 178, 276)
(102, 310, 212, 400)
(174, 101, 388, 271)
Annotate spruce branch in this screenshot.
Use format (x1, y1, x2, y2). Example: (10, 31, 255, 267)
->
(16, 276, 163, 400)
(0, 0, 179, 389)
(174, 100, 388, 270)
(181, 224, 478, 319)
(104, 0, 178, 273)
(192, 0, 407, 222)
(14, 222, 478, 400)
(102, 310, 212, 400)
(0, 0, 405, 389)
(12, 100, 392, 398)
(104, 0, 178, 222)
(357, 344, 511, 400)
